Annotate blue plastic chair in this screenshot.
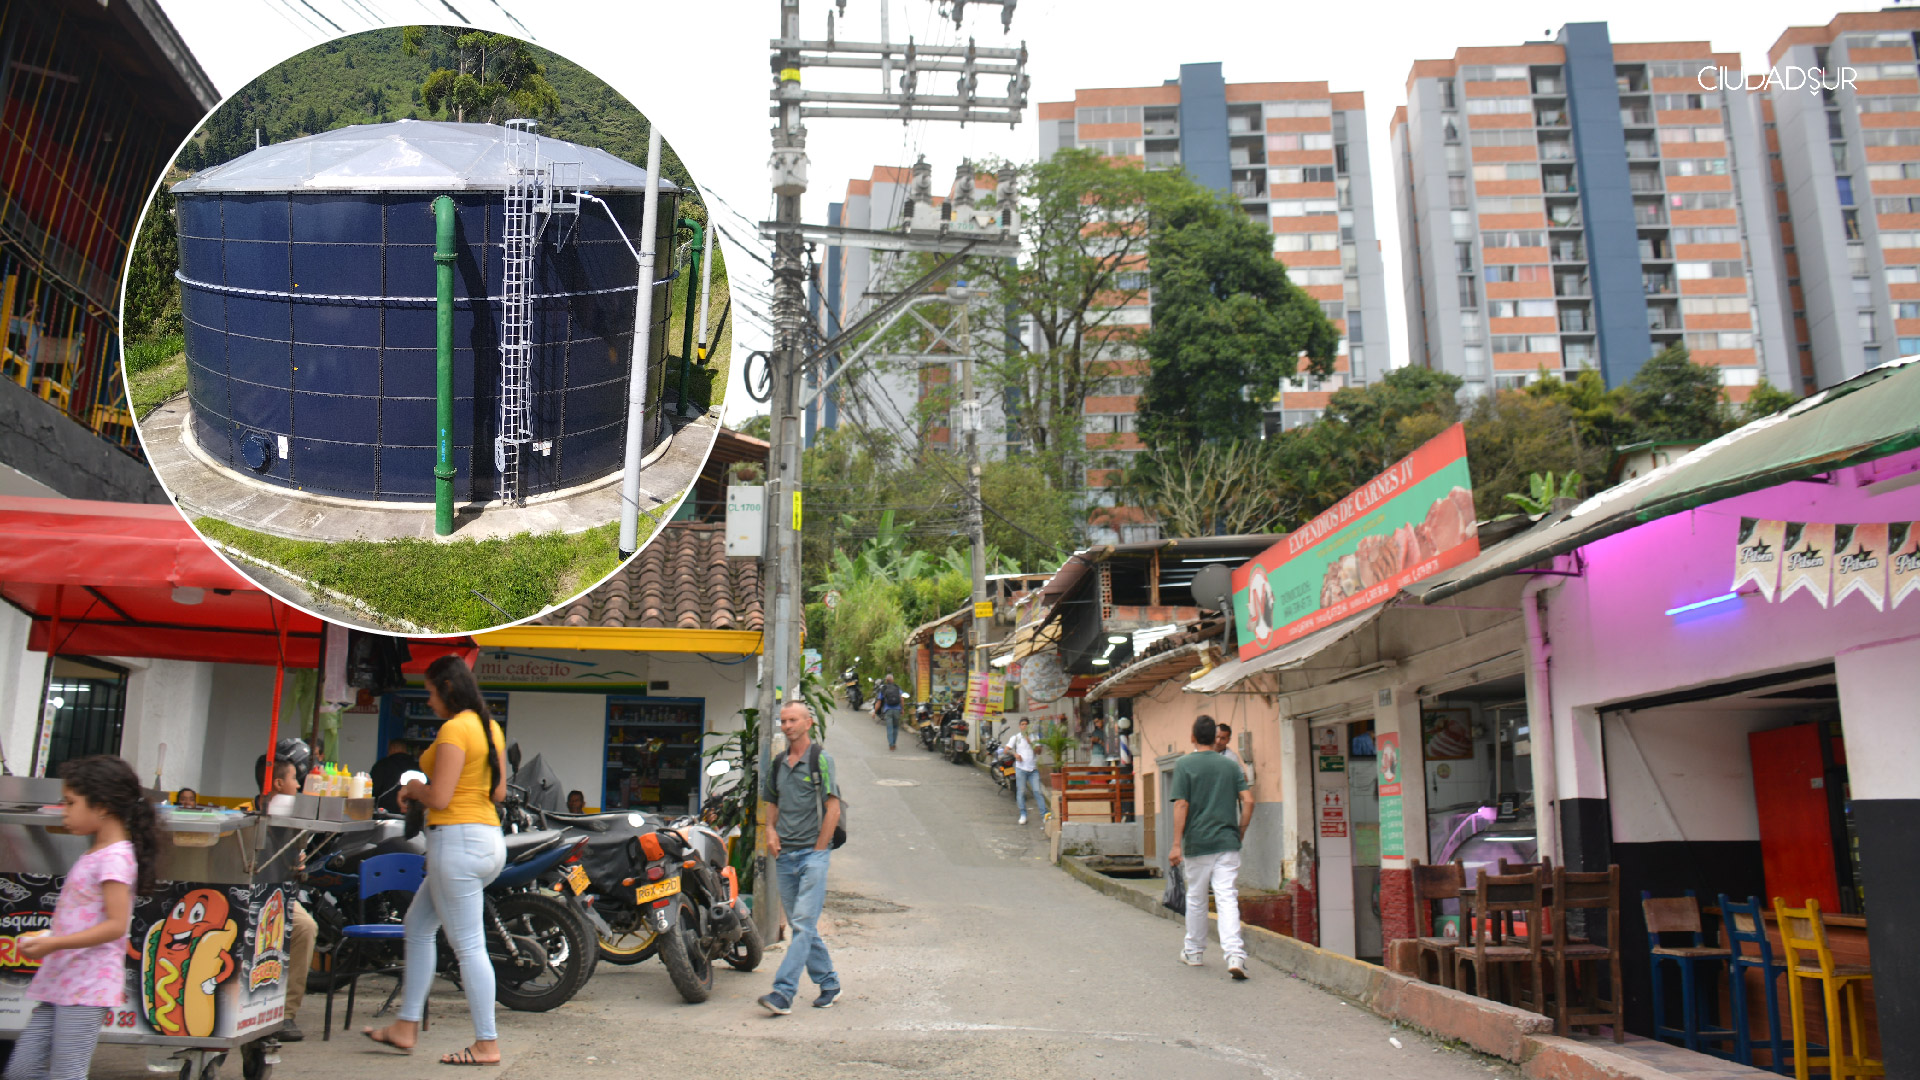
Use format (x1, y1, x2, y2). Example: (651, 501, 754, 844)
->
(322, 852, 425, 1040)
(1642, 889, 1736, 1057)
(1719, 893, 1799, 1074)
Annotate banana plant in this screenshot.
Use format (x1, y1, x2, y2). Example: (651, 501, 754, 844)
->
(1504, 471, 1582, 516)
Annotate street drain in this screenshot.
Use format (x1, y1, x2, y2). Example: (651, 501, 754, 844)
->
(827, 890, 908, 914)
(874, 779, 917, 786)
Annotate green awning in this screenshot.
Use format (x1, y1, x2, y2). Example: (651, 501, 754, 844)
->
(1419, 358, 1920, 603)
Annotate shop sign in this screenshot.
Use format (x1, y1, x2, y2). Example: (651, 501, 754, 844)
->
(803, 648, 821, 676)
(1, 876, 288, 1039)
(1734, 518, 1920, 611)
(455, 649, 649, 689)
(1021, 650, 1070, 705)
(974, 600, 994, 619)
(1232, 424, 1479, 661)
(1319, 789, 1348, 838)
(1377, 732, 1405, 861)
(965, 673, 1005, 719)
(725, 485, 764, 557)
(932, 625, 959, 649)
(1314, 727, 1345, 773)
(916, 648, 932, 700)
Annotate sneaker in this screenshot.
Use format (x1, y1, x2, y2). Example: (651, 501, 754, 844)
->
(758, 992, 792, 1015)
(1179, 950, 1203, 967)
(1228, 956, 1248, 980)
(1019, 813, 1028, 825)
(278, 1020, 304, 1042)
(812, 986, 841, 1009)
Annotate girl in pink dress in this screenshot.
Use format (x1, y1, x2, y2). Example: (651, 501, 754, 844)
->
(6, 756, 160, 1080)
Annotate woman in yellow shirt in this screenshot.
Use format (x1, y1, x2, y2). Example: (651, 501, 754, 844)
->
(364, 655, 507, 1066)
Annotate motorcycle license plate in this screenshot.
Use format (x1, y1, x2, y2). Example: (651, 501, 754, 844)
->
(634, 876, 681, 904)
(566, 865, 590, 895)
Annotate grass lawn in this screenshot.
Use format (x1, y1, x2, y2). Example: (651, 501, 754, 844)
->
(124, 334, 186, 421)
(195, 514, 659, 632)
(660, 260, 732, 415)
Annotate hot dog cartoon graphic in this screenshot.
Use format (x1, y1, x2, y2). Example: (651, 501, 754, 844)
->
(135, 889, 238, 1037)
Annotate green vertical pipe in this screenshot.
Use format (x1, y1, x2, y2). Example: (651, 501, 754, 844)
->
(433, 196, 457, 536)
(677, 217, 703, 416)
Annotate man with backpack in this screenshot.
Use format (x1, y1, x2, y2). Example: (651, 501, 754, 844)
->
(759, 701, 844, 1015)
(877, 674, 904, 751)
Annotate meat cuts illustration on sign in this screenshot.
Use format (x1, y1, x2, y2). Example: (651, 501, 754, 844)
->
(1231, 424, 1480, 661)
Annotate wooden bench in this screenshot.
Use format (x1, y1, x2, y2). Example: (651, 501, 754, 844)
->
(1050, 764, 1133, 823)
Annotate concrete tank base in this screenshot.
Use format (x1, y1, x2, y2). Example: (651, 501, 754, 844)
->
(142, 392, 716, 543)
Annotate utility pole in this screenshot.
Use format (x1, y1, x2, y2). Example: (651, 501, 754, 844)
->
(754, 0, 1029, 944)
(954, 279, 987, 753)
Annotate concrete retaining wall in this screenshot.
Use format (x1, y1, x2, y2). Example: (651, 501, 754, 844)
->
(1058, 821, 1140, 857)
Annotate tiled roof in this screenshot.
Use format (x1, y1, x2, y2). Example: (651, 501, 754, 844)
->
(537, 522, 762, 630)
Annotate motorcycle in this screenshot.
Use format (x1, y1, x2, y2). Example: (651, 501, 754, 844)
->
(917, 702, 939, 751)
(633, 805, 764, 1004)
(843, 666, 863, 710)
(985, 731, 1016, 794)
(302, 810, 594, 1013)
(944, 706, 972, 765)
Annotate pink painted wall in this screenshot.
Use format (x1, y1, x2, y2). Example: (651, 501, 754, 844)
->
(1544, 452, 1920, 801)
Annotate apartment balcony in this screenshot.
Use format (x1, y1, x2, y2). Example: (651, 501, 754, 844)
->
(1633, 205, 1668, 226)
(1548, 207, 1583, 228)
(1629, 175, 1664, 195)
(1648, 313, 1681, 331)
(1540, 142, 1575, 161)
(1555, 276, 1591, 298)
(1232, 180, 1263, 198)
(1536, 110, 1569, 128)
(1534, 77, 1565, 95)
(1626, 141, 1659, 159)
(1621, 108, 1655, 126)
(1552, 242, 1586, 262)
(1544, 176, 1578, 194)
(1643, 274, 1676, 296)
(1559, 311, 1593, 332)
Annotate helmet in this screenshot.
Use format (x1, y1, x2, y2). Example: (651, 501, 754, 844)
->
(254, 737, 315, 792)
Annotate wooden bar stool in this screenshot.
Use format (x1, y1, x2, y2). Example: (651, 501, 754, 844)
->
(1719, 894, 1792, 1074)
(1409, 859, 1465, 988)
(1642, 889, 1734, 1056)
(1548, 866, 1624, 1042)
(1774, 898, 1884, 1080)
(1454, 867, 1544, 1011)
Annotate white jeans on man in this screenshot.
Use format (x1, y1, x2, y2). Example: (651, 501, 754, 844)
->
(1181, 849, 1245, 961)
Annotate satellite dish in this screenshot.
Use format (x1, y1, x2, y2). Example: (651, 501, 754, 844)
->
(1191, 564, 1234, 613)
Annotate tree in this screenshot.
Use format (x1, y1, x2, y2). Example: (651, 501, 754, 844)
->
(978, 458, 1075, 573)
(1119, 440, 1297, 537)
(1741, 378, 1798, 422)
(1503, 471, 1583, 516)
(736, 414, 772, 441)
(123, 184, 181, 343)
(960, 150, 1188, 476)
(1135, 185, 1338, 447)
(402, 26, 558, 124)
(1621, 343, 1729, 443)
(1462, 388, 1610, 520)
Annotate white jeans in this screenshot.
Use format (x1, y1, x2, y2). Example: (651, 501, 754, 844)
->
(1181, 849, 1245, 961)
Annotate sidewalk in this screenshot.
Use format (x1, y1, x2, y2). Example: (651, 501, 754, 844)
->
(1058, 855, 1769, 1080)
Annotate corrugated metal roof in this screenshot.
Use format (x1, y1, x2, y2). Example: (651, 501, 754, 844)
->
(174, 120, 682, 194)
(1420, 356, 1920, 602)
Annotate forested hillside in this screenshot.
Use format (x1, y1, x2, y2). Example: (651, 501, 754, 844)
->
(177, 27, 696, 194)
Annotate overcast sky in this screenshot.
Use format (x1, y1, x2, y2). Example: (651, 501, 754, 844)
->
(158, 0, 1870, 425)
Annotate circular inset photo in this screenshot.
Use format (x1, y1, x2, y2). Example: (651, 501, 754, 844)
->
(121, 27, 731, 634)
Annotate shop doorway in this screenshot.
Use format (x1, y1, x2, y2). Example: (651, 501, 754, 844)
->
(1424, 675, 1536, 874)
(39, 657, 128, 776)
(604, 696, 706, 813)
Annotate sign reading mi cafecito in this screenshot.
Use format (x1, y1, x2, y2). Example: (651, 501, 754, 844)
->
(1232, 424, 1480, 661)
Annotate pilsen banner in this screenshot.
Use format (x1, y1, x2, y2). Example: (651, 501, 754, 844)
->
(1735, 517, 1920, 611)
(1232, 424, 1480, 661)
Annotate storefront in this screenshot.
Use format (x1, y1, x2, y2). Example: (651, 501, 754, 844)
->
(1416, 359, 1920, 1053)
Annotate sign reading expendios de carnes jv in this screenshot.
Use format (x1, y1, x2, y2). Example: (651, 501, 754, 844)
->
(1232, 423, 1480, 661)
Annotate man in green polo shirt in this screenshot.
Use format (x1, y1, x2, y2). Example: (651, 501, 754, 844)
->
(1169, 714, 1254, 979)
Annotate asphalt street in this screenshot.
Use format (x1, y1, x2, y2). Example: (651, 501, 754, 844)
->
(95, 706, 1518, 1079)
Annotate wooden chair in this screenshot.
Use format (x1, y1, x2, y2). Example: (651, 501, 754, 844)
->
(1454, 867, 1544, 1010)
(1774, 898, 1883, 1080)
(1409, 859, 1465, 988)
(1719, 893, 1792, 1074)
(1550, 866, 1625, 1042)
(1642, 889, 1733, 1055)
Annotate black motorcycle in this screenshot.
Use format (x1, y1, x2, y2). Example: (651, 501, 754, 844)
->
(632, 818, 764, 1003)
(843, 667, 863, 710)
(984, 732, 1016, 794)
(944, 706, 972, 765)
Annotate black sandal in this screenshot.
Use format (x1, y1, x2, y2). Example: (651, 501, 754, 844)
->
(440, 1047, 500, 1067)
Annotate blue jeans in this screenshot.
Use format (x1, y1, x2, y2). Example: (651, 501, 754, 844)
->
(883, 705, 902, 747)
(772, 848, 837, 1000)
(1015, 767, 1048, 818)
(400, 823, 506, 1041)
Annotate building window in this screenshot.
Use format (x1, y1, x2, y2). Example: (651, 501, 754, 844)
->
(1462, 345, 1487, 377)
(1832, 143, 1850, 171)
(1455, 242, 1475, 272)
(1057, 119, 1076, 149)
(1866, 345, 1884, 367)
(1853, 276, 1873, 308)
(1450, 209, 1475, 240)
(1900, 336, 1920, 355)
(1460, 310, 1484, 342)
(1860, 311, 1879, 342)
(1458, 276, 1479, 308)
(1439, 81, 1456, 109)
(1844, 209, 1863, 242)
(1838, 176, 1856, 206)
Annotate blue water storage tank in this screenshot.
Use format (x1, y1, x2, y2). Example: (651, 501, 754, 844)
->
(172, 120, 680, 502)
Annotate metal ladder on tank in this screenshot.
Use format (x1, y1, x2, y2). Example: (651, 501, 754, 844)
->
(497, 119, 580, 506)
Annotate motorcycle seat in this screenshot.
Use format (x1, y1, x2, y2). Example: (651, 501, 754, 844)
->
(503, 828, 566, 856)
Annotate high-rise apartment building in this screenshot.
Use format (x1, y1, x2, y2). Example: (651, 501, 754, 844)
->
(1394, 23, 1794, 400)
(1767, 12, 1920, 390)
(1038, 63, 1393, 437)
